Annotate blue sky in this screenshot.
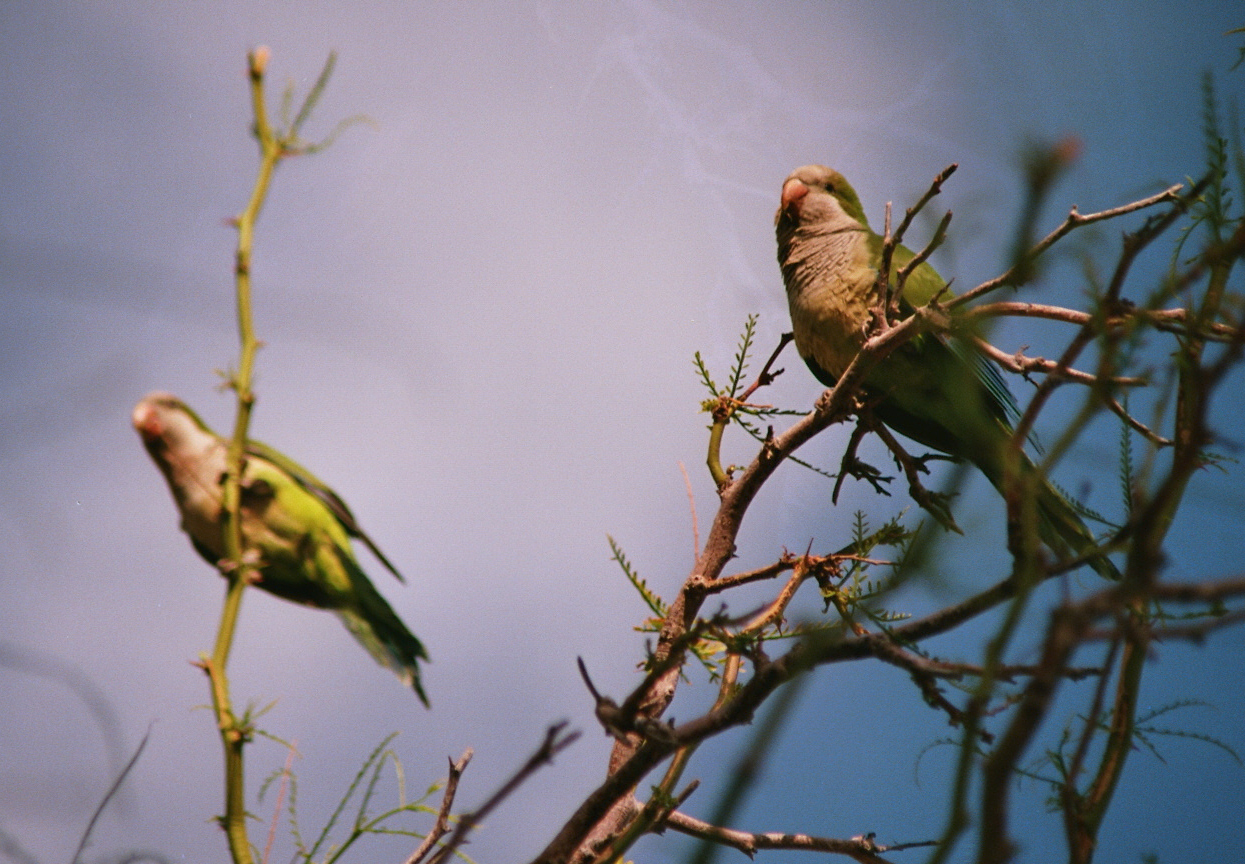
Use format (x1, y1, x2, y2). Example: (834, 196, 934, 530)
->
(2, 2, 1243, 862)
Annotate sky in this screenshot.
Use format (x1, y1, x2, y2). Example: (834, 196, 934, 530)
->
(2, 1, 1243, 862)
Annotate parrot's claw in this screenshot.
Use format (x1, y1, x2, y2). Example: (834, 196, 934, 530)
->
(843, 457, 894, 496)
(216, 548, 264, 577)
(919, 491, 963, 535)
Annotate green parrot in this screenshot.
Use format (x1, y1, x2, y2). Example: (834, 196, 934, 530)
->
(775, 165, 1118, 579)
(133, 392, 429, 703)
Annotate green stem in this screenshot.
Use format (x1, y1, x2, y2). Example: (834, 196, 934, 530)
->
(706, 416, 728, 487)
(208, 46, 286, 864)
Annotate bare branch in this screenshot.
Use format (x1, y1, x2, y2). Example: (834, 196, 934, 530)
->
(1063, 636, 1124, 817)
(1148, 574, 1245, 602)
(1102, 395, 1174, 447)
(679, 461, 700, 561)
(405, 749, 473, 864)
(895, 210, 953, 307)
(968, 335, 1147, 388)
(966, 301, 1241, 342)
(698, 557, 796, 595)
(881, 164, 957, 321)
(736, 331, 795, 404)
(72, 727, 152, 864)
(892, 164, 958, 256)
(664, 809, 935, 863)
(262, 743, 297, 864)
(1085, 608, 1245, 643)
(951, 182, 1192, 307)
(735, 558, 814, 635)
(431, 724, 579, 864)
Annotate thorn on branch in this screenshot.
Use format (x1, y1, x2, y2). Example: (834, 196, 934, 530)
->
(662, 807, 936, 862)
(577, 657, 628, 739)
(427, 723, 579, 864)
(404, 748, 474, 864)
(578, 645, 690, 745)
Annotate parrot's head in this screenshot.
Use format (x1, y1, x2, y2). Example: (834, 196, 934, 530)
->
(132, 392, 214, 463)
(775, 165, 870, 239)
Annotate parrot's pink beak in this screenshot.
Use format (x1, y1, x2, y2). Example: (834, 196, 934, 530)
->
(780, 177, 809, 211)
(132, 402, 162, 441)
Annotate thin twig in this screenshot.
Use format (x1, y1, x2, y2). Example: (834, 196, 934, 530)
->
(870, 639, 987, 738)
(1063, 637, 1123, 818)
(430, 725, 580, 864)
(665, 809, 935, 863)
(736, 332, 794, 404)
(896, 210, 954, 306)
(950, 183, 1189, 307)
(262, 742, 298, 864)
(966, 301, 1240, 341)
(736, 558, 813, 635)
(969, 335, 1147, 388)
(884, 163, 958, 319)
(1083, 608, 1245, 643)
(71, 726, 152, 864)
(698, 558, 796, 594)
(405, 749, 474, 864)
(679, 461, 700, 561)
(1102, 395, 1174, 446)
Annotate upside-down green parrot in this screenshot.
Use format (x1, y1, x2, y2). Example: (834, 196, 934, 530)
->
(133, 392, 429, 703)
(775, 165, 1118, 579)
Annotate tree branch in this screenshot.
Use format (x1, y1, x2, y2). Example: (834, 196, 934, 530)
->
(664, 809, 933, 863)
(405, 749, 473, 864)
(431, 725, 579, 864)
(950, 182, 1192, 307)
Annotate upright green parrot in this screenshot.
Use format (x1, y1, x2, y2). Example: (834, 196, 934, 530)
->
(133, 392, 429, 703)
(775, 165, 1118, 579)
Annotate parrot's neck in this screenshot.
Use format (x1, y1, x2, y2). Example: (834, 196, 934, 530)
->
(779, 211, 877, 381)
(159, 429, 229, 555)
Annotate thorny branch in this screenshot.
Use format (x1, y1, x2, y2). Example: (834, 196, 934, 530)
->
(428, 725, 579, 864)
(663, 810, 937, 863)
(949, 181, 1191, 307)
(405, 749, 473, 864)
(968, 335, 1147, 388)
(881, 162, 958, 319)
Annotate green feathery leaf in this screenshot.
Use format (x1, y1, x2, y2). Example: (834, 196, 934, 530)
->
(726, 313, 759, 398)
(1119, 397, 1136, 517)
(693, 351, 719, 397)
(608, 535, 666, 616)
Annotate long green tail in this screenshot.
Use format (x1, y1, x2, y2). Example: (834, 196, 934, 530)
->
(870, 341, 1120, 580)
(1028, 464, 1120, 580)
(338, 576, 430, 706)
(971, 448, 1121, 581)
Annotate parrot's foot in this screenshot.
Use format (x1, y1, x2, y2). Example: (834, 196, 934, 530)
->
(915, 488, 963, 534)
(216, 548, 264, 580)
(841, 457, 894, 496)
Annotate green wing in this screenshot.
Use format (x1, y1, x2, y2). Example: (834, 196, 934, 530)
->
(245, 438, 405, 583)
(858, 235, 1021, 448)
(240, 453, 430, 703)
